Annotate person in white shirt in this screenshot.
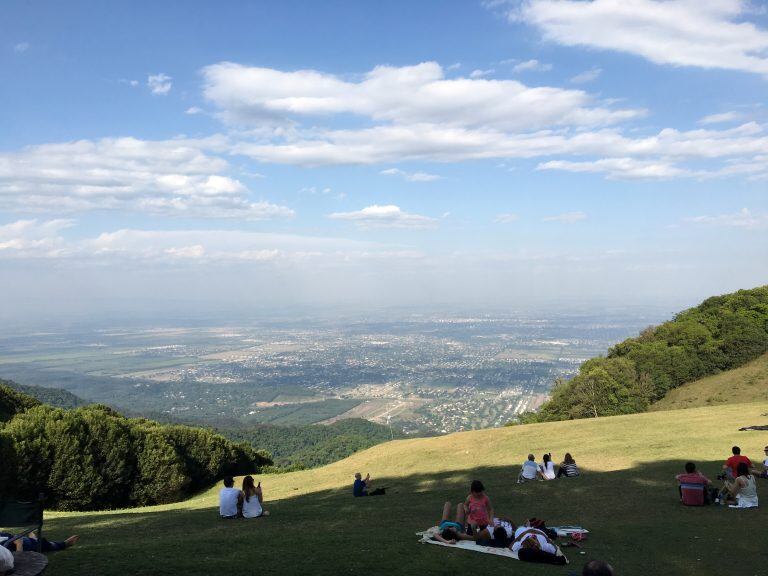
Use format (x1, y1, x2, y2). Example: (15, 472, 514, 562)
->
(518, 454, 539, 483)
(539, 453, 556, 480)
(241, 475, 270, 518)
(219, 476, 242, 519)
(510, 525, 557, 555)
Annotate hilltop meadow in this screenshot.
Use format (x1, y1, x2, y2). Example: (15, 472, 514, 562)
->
(41, 401, 767, 576)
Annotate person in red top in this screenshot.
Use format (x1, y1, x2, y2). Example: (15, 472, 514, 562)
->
(676, 461, 712, 505)
(723, 446, 752, 480)
(464, 480, 493, 532)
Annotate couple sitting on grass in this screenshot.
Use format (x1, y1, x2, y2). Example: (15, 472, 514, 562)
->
(430, 480, 566, 565)
(219, 475, 270, 519)
(518, 452, 579, 483)
(676, 448, 759, 508)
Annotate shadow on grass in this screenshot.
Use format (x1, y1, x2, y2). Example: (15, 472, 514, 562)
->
(40, 459, 765, 576)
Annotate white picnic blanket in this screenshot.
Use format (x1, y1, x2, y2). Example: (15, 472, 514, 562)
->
(416, 526, 570, 562)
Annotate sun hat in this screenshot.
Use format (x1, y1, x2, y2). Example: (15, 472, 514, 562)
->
(0, 544, 14, 574)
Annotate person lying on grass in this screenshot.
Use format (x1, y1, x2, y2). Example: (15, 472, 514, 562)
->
(353, 472, 385, 496)
(509, 524, 568, 565)
(722, 462, 759, 508)
(464, 480, 494, 533)
(241, 475, 270, 518)
(0, 531, 78, 553)
(432, 502, 496, 544)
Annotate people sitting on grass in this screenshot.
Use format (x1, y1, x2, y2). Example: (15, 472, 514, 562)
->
(219, 475, 242, 519)
(518, 454, 539, 483)
(352, 472, 385, 496)
(583, 559, 615, 575)
(722, 462, 759, 508)
(241, 475, 270, 518)
(539, 453, 556, 480)
(0, 531, 78, 553)
(464, 480, 494, 533)
(676, 461, 713, 506)
(557, 453, 580, 478)
(722, 446, 752, 480)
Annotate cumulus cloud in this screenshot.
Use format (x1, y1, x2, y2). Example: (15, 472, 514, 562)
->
(512, 59, 552, 72)
(570, 67, 602, 84)
(0, 137, 293, 219)
(0, 219, 74, 256)
(685, 207, 768, 229)
(379, 168, 442, 181)
(511, 0, 768, 76)
(148, 73, 172, 95)
(494, 213, 520, 224)
(328, 205, 438, 229)
(542, 211, 587, 223)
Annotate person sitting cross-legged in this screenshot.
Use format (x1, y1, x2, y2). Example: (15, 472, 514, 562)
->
(219, 475, 243, 519)
(241, 475, 270, 518)
(723, 462, 759, 508)
(676, 461, 713, 506)
(518, 454, 539, 483)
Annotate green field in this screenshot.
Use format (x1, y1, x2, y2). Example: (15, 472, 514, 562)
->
(245, 399, 362, 425)
(652, 352, 768, 411)
(38, 402, 767, 576)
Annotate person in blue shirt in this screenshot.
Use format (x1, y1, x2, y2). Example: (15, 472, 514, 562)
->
(353, 472, 385, 496)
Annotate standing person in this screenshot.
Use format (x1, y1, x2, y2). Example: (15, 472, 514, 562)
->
(724, 462, 759, 508)
(219, 476, 242, 519)
(464, 480, 494, 531)
(557, 453, 580, 478)
(518, 454, 539, 483)
(241, 475, 270, 518)
(539, 453, 556, 480)
(723, 446, 752, 480)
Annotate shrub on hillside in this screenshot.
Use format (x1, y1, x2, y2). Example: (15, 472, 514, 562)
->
(528, 286, 768, 422)
(0, 402, 270, 510)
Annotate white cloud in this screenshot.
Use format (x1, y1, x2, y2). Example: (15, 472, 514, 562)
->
(470, 68, 496, 78)
(698, 111, 743, 125)
(202, 61, 643, 130)
(512, 0, 768, 76)
(13, 42, 29, 53)
(537, 157, 693, 180)
(379, 168, 442, 182)
(512, 59, 552, 72)
(542, 211, 587, 223)
(186, 106, 204, 115)
(0, 137, 293, 219)
(328, 205, 438, 229)
(0, 219, 74, 256)
(570, 67, 602, 84)
(494, 213, 520, 224)
(685, 208, 768, 229)
(148, 73, 172, 95)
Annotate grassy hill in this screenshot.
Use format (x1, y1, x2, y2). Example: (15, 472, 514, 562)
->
(40, 402, 768, 576)
(652, 352, 768, 411)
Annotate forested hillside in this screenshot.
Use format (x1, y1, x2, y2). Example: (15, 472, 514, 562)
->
(526, 286, 768, 422)
(0, 384, 270, 510)
(1, 377, 85, 409)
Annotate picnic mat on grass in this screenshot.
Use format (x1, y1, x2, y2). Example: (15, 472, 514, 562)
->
(416, 527, 570, 561)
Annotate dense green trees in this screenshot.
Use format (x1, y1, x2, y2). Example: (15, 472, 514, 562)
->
(0, 389, 271, 510)
(528, 286, 768, 423)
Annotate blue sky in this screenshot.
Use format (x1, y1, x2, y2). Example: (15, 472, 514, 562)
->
(1, 0, 767, 320)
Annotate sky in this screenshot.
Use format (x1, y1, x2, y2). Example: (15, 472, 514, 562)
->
(1, 0, 767, 322)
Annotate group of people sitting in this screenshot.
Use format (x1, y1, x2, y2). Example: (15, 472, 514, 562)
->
(218, 475, 270, 519)
(518, 452, 579, 482)
(675, 445, 765, 508)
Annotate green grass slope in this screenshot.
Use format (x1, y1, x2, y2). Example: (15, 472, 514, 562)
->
(652, 352, 768, 411)
(41, 403, 768, 576)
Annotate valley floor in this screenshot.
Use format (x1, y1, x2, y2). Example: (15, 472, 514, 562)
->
(43, 403, 768, 576)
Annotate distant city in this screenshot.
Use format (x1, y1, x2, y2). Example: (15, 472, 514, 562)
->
(0, 307, 670, 433)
